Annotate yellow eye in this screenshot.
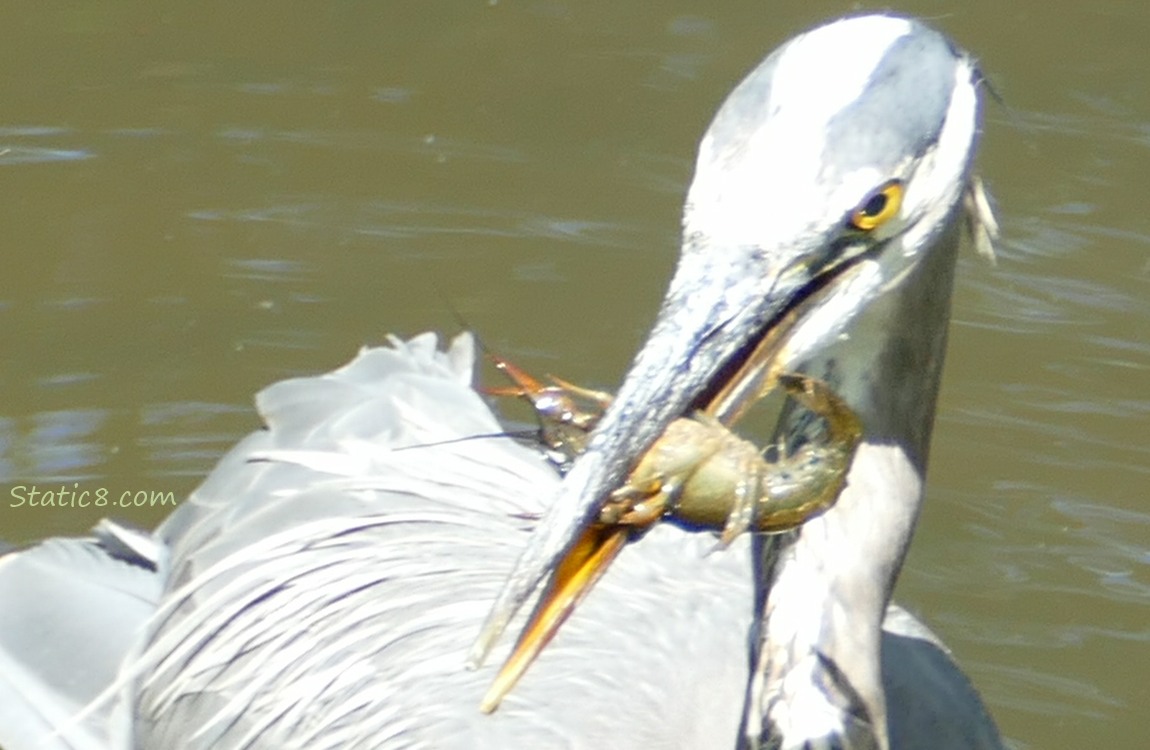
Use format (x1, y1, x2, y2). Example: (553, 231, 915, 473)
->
(849, 180, 903, 231)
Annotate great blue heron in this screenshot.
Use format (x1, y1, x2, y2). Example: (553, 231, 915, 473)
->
(0, 14, 1004, 750)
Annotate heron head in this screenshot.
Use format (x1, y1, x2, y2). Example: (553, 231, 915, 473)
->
(651, 13, 982, 424)
(473, 12, 986, 687)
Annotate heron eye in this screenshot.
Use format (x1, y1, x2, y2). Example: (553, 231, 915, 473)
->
(849, 180, 903, 231)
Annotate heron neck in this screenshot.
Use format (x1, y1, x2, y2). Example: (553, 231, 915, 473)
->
(743, 218, 962, 749)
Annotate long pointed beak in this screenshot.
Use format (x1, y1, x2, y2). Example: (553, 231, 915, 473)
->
(468, 236, 882, 716)
(467, 241, 826, 672)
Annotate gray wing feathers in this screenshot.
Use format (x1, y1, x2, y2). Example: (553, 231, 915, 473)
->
(131, 331, 751, 749)
(0, 527, 160, 750)
(882, 605, 1005, 749)
(0, 333, 999, 750)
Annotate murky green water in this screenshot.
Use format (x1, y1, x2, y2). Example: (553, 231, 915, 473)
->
(1, 2, 1146, 747)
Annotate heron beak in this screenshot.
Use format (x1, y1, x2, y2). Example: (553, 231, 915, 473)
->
(471, 230, 871, 709)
